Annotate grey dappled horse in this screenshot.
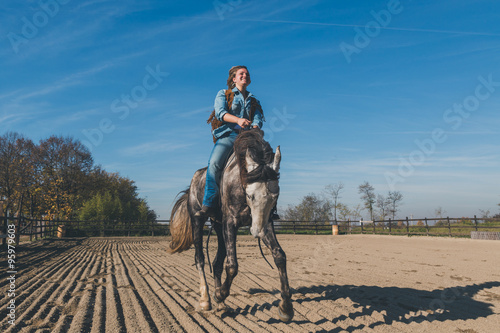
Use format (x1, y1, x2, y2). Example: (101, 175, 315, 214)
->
(168, 129, 294, 322)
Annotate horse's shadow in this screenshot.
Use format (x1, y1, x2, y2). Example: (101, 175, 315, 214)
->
(246, 281, 500, 331)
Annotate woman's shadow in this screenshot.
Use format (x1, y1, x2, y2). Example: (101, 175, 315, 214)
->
(249, 281, 500, 332)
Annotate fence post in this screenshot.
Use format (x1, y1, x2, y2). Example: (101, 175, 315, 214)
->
(15, 215, 21, 244)
(314, 221, 318, 235)
(406, 217, 409, 235)
(151, 220, 155, 237)
(360, 220, 364, 234)
(474, 215, 478, 232)
(293, 221, 296, 234)
(2, 216, 6, 246)
(447, 216, 451, 237)
(388, 218, 392, 235)
(372, 220, 376, 234)
(425, 217, 429, 236)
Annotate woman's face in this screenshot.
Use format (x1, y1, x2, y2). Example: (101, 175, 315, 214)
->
(233, 68, 251, 89)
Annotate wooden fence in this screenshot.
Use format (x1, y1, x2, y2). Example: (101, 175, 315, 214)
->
(2, 215, 500, 244)
(332, 216, 500, 237)
(1, 216, 171, 245)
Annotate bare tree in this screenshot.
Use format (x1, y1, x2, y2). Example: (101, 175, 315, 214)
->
(283, 193, 331, 223)
(337, 203, 351, 221)
(434, 207, 446, 218)
(358, 181, 375, 220)
(324, 182, 344, 222)
(434, 207, 447, 226)
(375, 194, 391, 220)
(350, 204, 363, 221)
(478, 209, 490, 219)
(387, 191, 403, 219)
(336, 203, 363, 222)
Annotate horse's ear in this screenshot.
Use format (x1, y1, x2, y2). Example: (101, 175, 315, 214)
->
(246, 150, 259, 172)
(272, 146, 281, 172)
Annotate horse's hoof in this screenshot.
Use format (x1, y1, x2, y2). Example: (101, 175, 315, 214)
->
(216, 302, 235, 313)
(278, 305, 294, 322)
(217, 302, 227, 312)
(213, 291, 223, 304)
(200, 301, 212, 311)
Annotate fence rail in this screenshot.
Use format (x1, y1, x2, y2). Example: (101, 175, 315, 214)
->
(2, 215, 500, 244)
(334, 216, 500, 237)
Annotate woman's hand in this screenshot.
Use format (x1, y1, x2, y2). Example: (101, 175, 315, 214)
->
(223, 113, 251, 128)
(237, 118, 251, 128)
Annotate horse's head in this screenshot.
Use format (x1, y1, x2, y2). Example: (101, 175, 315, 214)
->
(244, 145, 281, 238)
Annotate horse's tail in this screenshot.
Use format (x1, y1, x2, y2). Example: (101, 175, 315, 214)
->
(168, 189, 193, 254)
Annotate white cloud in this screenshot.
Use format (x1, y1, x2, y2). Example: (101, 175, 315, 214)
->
(120, 141, 194, 156)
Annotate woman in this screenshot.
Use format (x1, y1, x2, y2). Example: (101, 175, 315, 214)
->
(195, 66, 264, 218)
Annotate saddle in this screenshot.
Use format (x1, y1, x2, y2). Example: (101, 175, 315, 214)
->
(207, 89, 263, 143)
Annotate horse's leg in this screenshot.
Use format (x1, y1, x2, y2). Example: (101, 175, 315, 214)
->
(193, 217, 211, 311)
(261, 220, 294, 322)
(218, 218, 238, 306)
(212, 222, 227, 303)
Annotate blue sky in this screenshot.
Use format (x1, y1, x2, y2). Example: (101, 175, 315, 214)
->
(2, 0, 499, 220)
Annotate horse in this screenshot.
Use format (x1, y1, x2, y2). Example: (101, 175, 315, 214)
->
(167, 129, 294, 322)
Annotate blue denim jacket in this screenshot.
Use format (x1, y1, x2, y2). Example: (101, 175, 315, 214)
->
(213, 87, 264, 139)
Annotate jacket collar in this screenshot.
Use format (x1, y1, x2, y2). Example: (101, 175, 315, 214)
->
(232, 86, 252, 98)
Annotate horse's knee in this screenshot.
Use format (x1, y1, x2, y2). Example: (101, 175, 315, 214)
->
(225, 264, 238, 279)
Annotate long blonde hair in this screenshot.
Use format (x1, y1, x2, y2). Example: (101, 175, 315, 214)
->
(227, 65, 248, 89)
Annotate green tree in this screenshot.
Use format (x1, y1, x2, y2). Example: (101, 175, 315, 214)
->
(138, 198, 157, 222)
(77, 171, 156, 223)
(78, 191, 123, 221)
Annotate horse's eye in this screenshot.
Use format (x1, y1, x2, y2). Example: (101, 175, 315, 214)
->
(267, 181, 279, 194)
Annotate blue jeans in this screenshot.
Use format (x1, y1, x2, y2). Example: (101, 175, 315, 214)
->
(202, 132, 237, 207)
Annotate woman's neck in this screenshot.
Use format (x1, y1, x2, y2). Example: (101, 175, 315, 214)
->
(235, 85, 248, 97)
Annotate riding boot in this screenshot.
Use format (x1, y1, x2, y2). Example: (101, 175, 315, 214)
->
(194, 205, 216, 219)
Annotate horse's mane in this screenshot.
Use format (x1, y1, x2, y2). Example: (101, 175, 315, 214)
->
(234, 129, 279, 186)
